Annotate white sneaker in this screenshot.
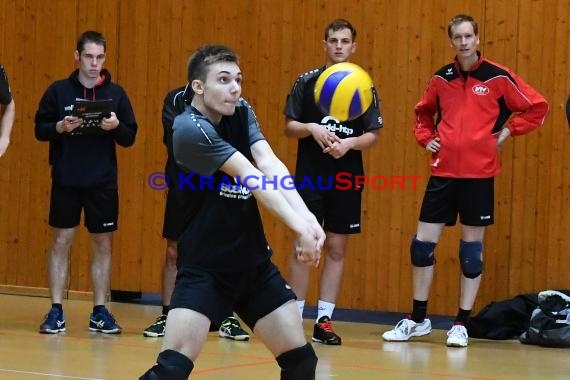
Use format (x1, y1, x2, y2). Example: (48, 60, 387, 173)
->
(382, 318, 432, 341)
(446, 324, 468, 347)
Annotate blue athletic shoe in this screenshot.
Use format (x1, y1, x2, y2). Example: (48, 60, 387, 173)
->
(89, 307, 122, 334)
(39, 307, 66, 334)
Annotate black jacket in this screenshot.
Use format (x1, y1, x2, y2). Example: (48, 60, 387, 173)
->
(35, 69, 137, 187)
(162, 85, 187, 185)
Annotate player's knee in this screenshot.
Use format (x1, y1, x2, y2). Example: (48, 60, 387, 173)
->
(459, 240, 483, 279)
(410, 236, 436, 267)
(326, 247, 345, 262)
(139, 349, 194, 380)
(276, 343, 318, 380)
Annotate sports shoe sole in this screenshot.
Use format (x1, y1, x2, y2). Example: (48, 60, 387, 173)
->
(143, 330, 165, 337)
(219, 331, 250, 341)
(311, 336, 342, 345)
(382, 329, 432, 342)
(39, 327, 66, 334)
(446, 339, 468, 347)
(89, 327, 121, 334)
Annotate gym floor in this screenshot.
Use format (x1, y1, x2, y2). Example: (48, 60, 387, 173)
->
(0, 294, 568, 379)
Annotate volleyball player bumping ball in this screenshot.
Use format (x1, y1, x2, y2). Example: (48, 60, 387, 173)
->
(140, 44, 325, 380)
(284, 17, 382, 347)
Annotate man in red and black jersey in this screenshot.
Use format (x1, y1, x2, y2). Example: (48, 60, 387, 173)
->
(283, 19, 382, 345)
(382, 14, 548, 347)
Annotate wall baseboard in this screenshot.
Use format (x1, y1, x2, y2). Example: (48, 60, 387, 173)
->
(0, 285, 93, 301)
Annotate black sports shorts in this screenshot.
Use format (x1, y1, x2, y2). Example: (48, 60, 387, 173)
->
(170, 259, 296, 331)
(299, 181, 363, 234)
(49, 182, 118, 233)
(419, 176, 494, 227)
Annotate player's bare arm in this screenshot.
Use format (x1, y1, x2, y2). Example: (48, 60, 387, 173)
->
(251, 140, 320, 222)
(220, 151, 323, 265)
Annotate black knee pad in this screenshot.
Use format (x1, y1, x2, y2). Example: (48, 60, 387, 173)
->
(459, 240, 483, 279)
(276, 343, 318, 380)
(410, 236, 436, 267)
(139, 349, 194, 380)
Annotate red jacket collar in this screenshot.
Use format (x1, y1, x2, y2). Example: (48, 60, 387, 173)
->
(454, 51, 483, 72)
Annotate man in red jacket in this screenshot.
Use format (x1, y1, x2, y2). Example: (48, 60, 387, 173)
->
(382, 14, 548, 347)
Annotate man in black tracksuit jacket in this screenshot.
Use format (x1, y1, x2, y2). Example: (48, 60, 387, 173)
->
(34, 30, 137, 335)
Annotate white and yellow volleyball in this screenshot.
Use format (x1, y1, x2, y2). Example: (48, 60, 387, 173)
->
(314, 62, 374, 122)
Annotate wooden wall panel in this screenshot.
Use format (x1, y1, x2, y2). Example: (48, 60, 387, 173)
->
(550, 0, 570, 289)
(0, 0, 568, 317)
(481, 0, 515, 303)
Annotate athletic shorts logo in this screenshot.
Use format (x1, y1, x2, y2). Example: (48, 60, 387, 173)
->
(472, 84, 489, 96)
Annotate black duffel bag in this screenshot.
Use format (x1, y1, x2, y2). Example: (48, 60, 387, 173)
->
(519, 290, 570, 348)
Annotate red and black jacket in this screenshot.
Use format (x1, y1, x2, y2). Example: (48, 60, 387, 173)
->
(414, 53, 548, 178)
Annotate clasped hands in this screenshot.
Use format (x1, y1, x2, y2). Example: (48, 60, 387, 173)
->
(295, 219, 325, 268)
(309, 123, 346, 158)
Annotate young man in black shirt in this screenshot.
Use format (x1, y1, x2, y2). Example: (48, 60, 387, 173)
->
(142, 85, 249, 341)
(35, 30, 137, 334)
(283, 19, 382, 345)
(140, 44, 324, 380)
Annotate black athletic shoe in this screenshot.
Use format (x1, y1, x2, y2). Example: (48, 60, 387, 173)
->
(312, 316, 342, 345)
(143, 314, 167, 337)
(218, 316, 250, 341)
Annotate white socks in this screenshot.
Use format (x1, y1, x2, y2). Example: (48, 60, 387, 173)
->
(317, 300, 335, 322)
(296, 299, 336, 321)
(296, 300, 305, 318)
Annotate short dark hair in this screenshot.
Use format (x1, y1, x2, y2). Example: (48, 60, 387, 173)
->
(76, 31, 106, 53)
(447, 14, 478, 38)
(324, 19, 356, 41)
(187, 45, 239, 83)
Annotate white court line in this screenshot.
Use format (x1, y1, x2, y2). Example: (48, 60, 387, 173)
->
(0, 368, 104, 380)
